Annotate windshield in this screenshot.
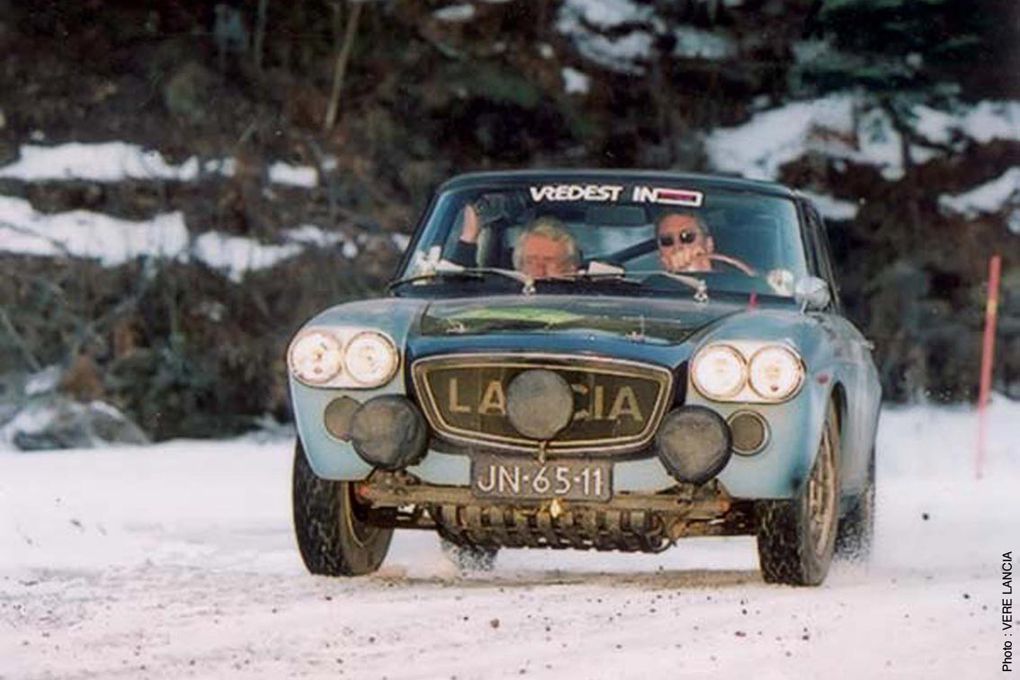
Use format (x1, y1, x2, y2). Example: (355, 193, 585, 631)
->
(397, 180, 809, 298)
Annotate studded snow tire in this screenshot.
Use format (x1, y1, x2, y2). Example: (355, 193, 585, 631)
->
(292, 441, 393, 576)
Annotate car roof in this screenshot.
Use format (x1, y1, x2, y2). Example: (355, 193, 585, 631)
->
(438, 169, 797, 199)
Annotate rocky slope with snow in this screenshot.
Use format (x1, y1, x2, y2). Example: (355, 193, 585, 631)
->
(0, 1, 1018, 442)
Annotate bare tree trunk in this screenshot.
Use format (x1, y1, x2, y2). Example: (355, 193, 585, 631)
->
(323, 0, 363, 133)
(254, 0, 269, 72)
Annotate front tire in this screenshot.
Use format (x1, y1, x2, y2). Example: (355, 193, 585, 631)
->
(757, 403, 841, 586)
(292, 441, 393, 576)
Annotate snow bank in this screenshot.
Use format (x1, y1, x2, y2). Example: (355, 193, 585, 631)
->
(910, 101, 1020, 151)
(706, 96, 1020, 182)
(0, 142, 317, 187)
(556, 0, 654, 74)
(938, 167, 1020, 230)
(956, 101, 1020, 144)
(0, 142, 207, 182)
(706, 95, 857, 180)
(0, 195, 189, 264)
(0, 194, 362, 276)
(559, 0, 652, 28)
(1, 396, 149, 451)
(191, 224, 364, 280)
(192, 232, 304, 282)
(706, 95, 908, 181)
(569, 30, 654, 75)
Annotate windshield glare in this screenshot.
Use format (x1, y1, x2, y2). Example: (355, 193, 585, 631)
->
(401, 182, 810, 297)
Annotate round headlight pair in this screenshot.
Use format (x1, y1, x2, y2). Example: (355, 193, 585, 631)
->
(691, 343, 803, 402)
(288, 329, 398, 387)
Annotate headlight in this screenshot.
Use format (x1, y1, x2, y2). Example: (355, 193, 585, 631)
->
(691, 344, 746, 400)
(748, 346, 804, 400)
(289, 330, 343, 385)
(344, 331, 399, 386)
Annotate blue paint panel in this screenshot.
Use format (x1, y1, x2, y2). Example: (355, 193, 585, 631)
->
(690, 384, 826, 499)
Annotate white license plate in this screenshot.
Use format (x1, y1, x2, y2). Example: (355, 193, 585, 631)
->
(471, 455, 612, 501)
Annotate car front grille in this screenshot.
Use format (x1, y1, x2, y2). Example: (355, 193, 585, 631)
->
(411, 353, 674, 455)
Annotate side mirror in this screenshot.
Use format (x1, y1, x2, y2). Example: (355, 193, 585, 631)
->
(794, 276, 831, 312)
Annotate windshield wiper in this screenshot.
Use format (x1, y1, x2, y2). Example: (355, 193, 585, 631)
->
(388, 265, 536, 295)
(623, 269, 709, 302)
(553, 270, 644, 286)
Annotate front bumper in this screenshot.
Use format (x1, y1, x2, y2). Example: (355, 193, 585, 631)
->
(355, 470, 755, 551)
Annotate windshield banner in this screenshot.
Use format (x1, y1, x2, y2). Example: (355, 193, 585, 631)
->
(529, 184, 703, 207)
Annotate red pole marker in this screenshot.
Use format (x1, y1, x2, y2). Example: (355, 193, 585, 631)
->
(976, 254, 1001, 480)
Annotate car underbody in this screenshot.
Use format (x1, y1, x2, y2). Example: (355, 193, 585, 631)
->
(353, 471, 757, 553)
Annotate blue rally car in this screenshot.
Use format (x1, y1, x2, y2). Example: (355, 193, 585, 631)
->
(287, 170, 881, 586)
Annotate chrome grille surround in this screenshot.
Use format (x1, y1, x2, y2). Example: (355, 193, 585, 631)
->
(411, 353, 674, 456)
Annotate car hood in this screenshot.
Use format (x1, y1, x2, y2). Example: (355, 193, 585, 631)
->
(418, 295, 744, 345)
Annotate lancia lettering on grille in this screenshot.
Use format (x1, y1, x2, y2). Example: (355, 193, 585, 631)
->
(412, 355, 673, 454)
(447, 377, 644, 423)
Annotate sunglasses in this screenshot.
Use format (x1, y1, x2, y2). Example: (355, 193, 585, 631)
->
(658, 230, 700, 247)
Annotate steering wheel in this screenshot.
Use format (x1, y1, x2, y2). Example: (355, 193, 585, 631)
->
(708, 253, 757, 276)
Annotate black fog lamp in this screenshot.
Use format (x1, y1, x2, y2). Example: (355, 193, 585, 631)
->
(349, 395, 428, 470)
(655, 406, 732, 484)
(728, 410, 769, 455)
(324, 396, 360, 441)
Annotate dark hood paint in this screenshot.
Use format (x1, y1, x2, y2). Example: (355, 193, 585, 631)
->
(418, 295, 744, 346)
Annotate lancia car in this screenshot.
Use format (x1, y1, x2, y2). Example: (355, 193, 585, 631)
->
(287, 170, 881, 586)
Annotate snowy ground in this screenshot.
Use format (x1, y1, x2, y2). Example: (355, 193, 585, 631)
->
(1, 400, 1017, 680)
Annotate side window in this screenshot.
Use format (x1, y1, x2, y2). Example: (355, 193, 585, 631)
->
(802, 202, 842, 311)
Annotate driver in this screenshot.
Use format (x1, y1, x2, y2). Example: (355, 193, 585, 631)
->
(656, 212, 715, 273)
(451, 205, 579, 278)
(513, 217, 580, 278)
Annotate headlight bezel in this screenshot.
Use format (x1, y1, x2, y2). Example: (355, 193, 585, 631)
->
(747, 345, 805, 401)
(288, 326, 400, 389)
(288, 329, 344, 386)
(690, 341, 805, 404)
(343, 330, 400, 387)
(690, 343, 748, 401)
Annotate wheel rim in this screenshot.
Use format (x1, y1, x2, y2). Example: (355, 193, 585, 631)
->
(806, 427, 837, 559)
